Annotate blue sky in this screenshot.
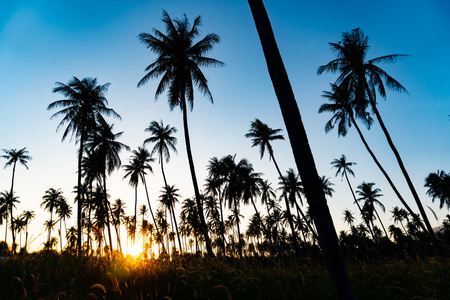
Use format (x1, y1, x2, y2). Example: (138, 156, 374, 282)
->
(1, 0, 449, 251)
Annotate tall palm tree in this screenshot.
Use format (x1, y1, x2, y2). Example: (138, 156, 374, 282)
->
(41, 188, 64, 242)
(318, 28, 434, 238)
(247, 1, 355, 297)
(0, 191, 19, 244)
(320, 83, 428, 235)
(245, 119, 300, 256)
(137, 11, 224, 257)
(112, 198, 126, 251)
(49, 76, 121, 256)
(1, 147, 32, 251)
(86, 121, 129, 252)
(356, 182, 388, 237)
(159, 185, 182, 253)
(425, 170, 450, 210)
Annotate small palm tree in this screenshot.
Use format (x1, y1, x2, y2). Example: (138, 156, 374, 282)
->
(138, 11, 224, 257)
(20, 210, 35, 252)
(56, 198, 72, 251)
(391, 206, 409, 234)
(342, 209, 355, 229)
(356, 182, 388, 237)
(0, 191, 19, 244)
(159, 185, 182, 254)
(1, 147, 32, 251)
(41, 188, 64, 242)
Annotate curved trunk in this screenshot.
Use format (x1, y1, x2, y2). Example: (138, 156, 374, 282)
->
(248, 1, 355, 298)
(350, 114, 430, 235)
(365, 85, 435, 237)
(343, 170, 375, 240)
(180, 96, 214, 257)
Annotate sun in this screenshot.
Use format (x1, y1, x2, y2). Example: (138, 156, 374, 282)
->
(126, 241, 143, 258)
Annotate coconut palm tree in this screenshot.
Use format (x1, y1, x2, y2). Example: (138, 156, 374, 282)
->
(425, 170, 450, 210)
(144, 120, 177, 187)
(49, 76, 121, 256)
(137, 11, 224, 257)
(41, 188, 64, 242)
(111, 198, 126, 251)
(391, 206, 409, 234)
(247, 1, 354, 297)
(1, 147, 32, 251)
(321, 176, 335, 198)
(342, 209, 355, 229)
(318, 28, 434, 238)
(56, 198, 72, 252)
(356, 182, 388, 237)
(0, 191, 19, 244)
(245, 119, 300, 256)
(86, 121, 129, 252)
(19, 210, 35, 252)
(320, 84, 428, 235)
(159, 185, 182, 253)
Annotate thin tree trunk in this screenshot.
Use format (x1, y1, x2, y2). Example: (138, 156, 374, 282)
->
(76, 132, 85, 257)
(373, 207, 388, 238)
(365, 86, 435, 237)
(180, 96, 214, 257)
(248, 1, 355, 298)
(103, 173, 114, 254)
(350, 114, 430, 235)
(142, 176, 166, 253)
(9, 162, 16, 253)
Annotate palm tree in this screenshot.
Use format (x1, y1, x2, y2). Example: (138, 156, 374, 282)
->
(425, 170, 450, 210)
(245, 119, 300, 256)
(41, 188, 64, 242)
(1, 147, 32, 251)
(159, 185, 182, 253)
(137, 11, 224, 257)
(86, 121, 129, 252)
(49, 76, 121, 256)
(391, 206, 409, 234)
(247, 1, 355, 297)
(342, 209, 355, 229)
(318, 28, 434, 238)
(320, 83, 428, 235)
(112, 198, 126, 251)
(321, 176, 335, 198)
(20, 210, 35, 252)
(0, 191, 19, 244)
(144, 120, 177, 188)
(56, 198, 72, 252)
(356, 182, 388, 237)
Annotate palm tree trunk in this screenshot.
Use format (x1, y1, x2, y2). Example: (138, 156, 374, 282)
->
(76, 131, 85, 257)
(180, 96, 214, 257)
(343, 170, 375, 240)
(350, 114, 430, 235)
(103, 173, 114, 254)
(365, 86, 435, 237)
(24, 225, 28, 252)
(248, 1, 355, 298)
(48, 211, 53, 242)
(142, 176, 166, 253)
(373, 207, 388, 238)
(9, 162, 16, 253)
(233, 199, 242, 257)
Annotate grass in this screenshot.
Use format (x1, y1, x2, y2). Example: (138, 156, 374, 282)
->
(0, 252, 449, 299)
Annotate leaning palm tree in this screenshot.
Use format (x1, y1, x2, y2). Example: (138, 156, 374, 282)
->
(49, 76, 121, 256)
(137, 11, 224, 257)
(245, 119, 300, 256)
(318, 28, 434, 238)
(41, 188, 64, 242)
(1, 147, 32, 251)
(320, 83, 428, 235)
(425, 170, 450, 210)
(247, 1, 355, 297)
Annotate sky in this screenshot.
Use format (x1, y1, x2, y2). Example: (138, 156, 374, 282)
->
(0, 0, 449, 252)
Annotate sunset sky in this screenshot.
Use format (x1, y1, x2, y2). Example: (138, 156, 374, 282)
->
(1, 0, 449, 251)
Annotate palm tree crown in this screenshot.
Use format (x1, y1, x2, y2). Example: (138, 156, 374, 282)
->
(245, 118, 284, 159)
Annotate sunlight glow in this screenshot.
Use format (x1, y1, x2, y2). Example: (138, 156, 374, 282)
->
(126, 241, 143, 258)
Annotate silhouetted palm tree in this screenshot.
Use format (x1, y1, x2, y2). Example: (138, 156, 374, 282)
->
(56, 197, 72, 252)
(247, 2, 355, 296)
(356, 182, 388, 237)
(318, 28, 434, 238)
(20, 210, 35, 252)
(391, 206, 409, 234)
(320, 83, 428, 235)
(342, 209, 355, 229)
(1, 147, 31, 251)
(112, 198, 126, 251)
(41, 188, 64, 242)
(49, 76, 120, 256)
(0, 191, 19, 244)
(159, 185, 182, 254)
(137, 11, 224, 257)
(245, 119, 300, 256)
(321, 176, 335, 198)
(425, 170, 450, 210)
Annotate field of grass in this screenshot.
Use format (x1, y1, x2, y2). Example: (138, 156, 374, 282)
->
(0, 251, 449, 299)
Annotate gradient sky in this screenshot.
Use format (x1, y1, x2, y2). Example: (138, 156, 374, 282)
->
(1, 0, 449, 251)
